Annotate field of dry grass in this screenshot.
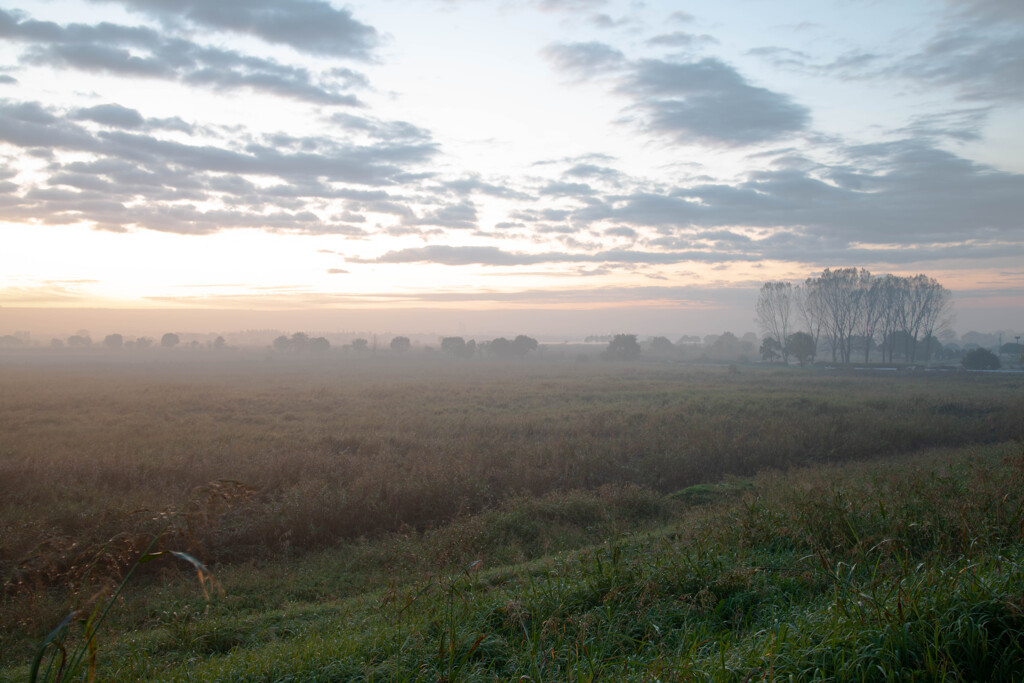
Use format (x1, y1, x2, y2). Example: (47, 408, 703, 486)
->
(2, 355, 1021, 565)
(1, 352, 1022, 674)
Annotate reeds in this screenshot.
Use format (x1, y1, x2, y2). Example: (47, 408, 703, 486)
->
(2, 362, 1019, 576)
(12, 480, 254, 682)
(1, 359, 1022, 678)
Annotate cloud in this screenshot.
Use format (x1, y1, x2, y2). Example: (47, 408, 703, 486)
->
(748, 46, 883, 79)
(441, 175, 534, 200)
(542, 39, 809, 146)
(533, 0, 607, 12)
(89, 0, 378, 59)
(893, 107, 991, 142)
(617, 58, 811, 145)
(2, 9, 365, 105)
(896, 13, 1024, 102)
(329, 113, 431, 142)
(0, 98, 439, 233)
(349, 244, 759, 267)
(542, 41, 625, 80)
(589, 14, 630, 29)
(406, 201, 479, 230)
(750, 1, 1024, 104)
(564, 163, 620, 180)
(72, 103, 145, 128)
(604, 226, 637, 239)
(540, 180, 596, 196)
(668, 11, 695, 24)
(565, 140, 1024, 258)
(645, 32, 718, 49)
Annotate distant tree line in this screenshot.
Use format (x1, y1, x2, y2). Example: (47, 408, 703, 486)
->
(438, 335, 540, 359)
(272, 332, 330, 353)
(756, 268, 952, 365)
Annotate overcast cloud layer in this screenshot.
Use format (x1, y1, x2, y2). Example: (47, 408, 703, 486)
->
(0, 0, 1021, 332)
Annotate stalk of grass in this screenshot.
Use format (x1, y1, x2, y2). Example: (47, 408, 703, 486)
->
(23, 481, 249, 682)
(28, 530, 217, 683)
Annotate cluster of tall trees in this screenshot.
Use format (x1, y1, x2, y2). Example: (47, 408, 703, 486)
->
(272, 332, 330, 353)
(440, 335, 539, 359)
(756, 268, 952, 365)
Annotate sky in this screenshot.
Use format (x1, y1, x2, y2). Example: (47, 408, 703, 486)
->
(0, 0, 1022, 339)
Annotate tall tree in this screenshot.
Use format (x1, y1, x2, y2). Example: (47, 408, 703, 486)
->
(875, 275, 906, 363)
(814, 267, 867, 363)
(763, 269, 953, 365)
(905, 275, 952, 363)
(795, 282, 825, 357)
(755, 281, 793, 363)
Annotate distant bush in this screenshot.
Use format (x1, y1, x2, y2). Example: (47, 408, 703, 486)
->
(962, 347, 1000, 370)
(786, 332, 817, 367)
(441, 336, 476, 359)
(602, 334, 640, 361)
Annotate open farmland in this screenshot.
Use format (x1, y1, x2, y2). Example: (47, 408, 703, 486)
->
(1, 354, 1022, 680)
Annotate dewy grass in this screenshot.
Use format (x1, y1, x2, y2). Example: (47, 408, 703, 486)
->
(5, 441, 1021, 682)
(28, 539, 214, 683)
(11, 481, 252, 682)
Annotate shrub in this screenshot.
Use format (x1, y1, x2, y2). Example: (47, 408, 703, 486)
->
(962, 347, 1000, 370)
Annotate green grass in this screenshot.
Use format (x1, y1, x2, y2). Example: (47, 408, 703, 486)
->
(5, 442, 1023, 681)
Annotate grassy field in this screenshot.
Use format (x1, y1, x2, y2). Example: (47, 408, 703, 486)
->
(1, 354, 1022, 680)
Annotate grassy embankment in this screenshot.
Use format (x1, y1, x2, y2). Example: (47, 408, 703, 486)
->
(1, 356, 1022, 679)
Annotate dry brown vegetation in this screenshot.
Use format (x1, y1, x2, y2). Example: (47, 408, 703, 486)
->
(2, 356, 1020, 573)
(0, 353, 1022, 678)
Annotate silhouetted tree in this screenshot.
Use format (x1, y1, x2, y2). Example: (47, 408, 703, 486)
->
(290, 332, 310, 352)
(441, 336, 476, 359)
(309, 337, 330, 353)
(648, 336, 675, 355)
(712, 332, 740, 356)
(103, 334, 123, 350)
(1000, 342, 1023, 357)
(916, 334, 943, 363)
(161, 333, 180, 349)
(213, 336, 226, 350)
(441, 336, 465, 356)
(68, 335, 92, 347)
(487, 337, 513, 358)
(755, 281, 793, 363)
(783, 270, 953, 365)
(786, 331, 816, 367)
(512, 335, 538, 357)
(760, 337, 782, 362)
(962, 348, 1000, 370)
(273, 335, 291, 352)
(390, 336, 411, 353)
(351, 338, 369, 352)
(880, 330, 915, 362)
(603, 334, 641, 361)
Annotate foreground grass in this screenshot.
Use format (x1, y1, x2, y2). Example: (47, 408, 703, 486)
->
(5, 442, 1023, 681)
